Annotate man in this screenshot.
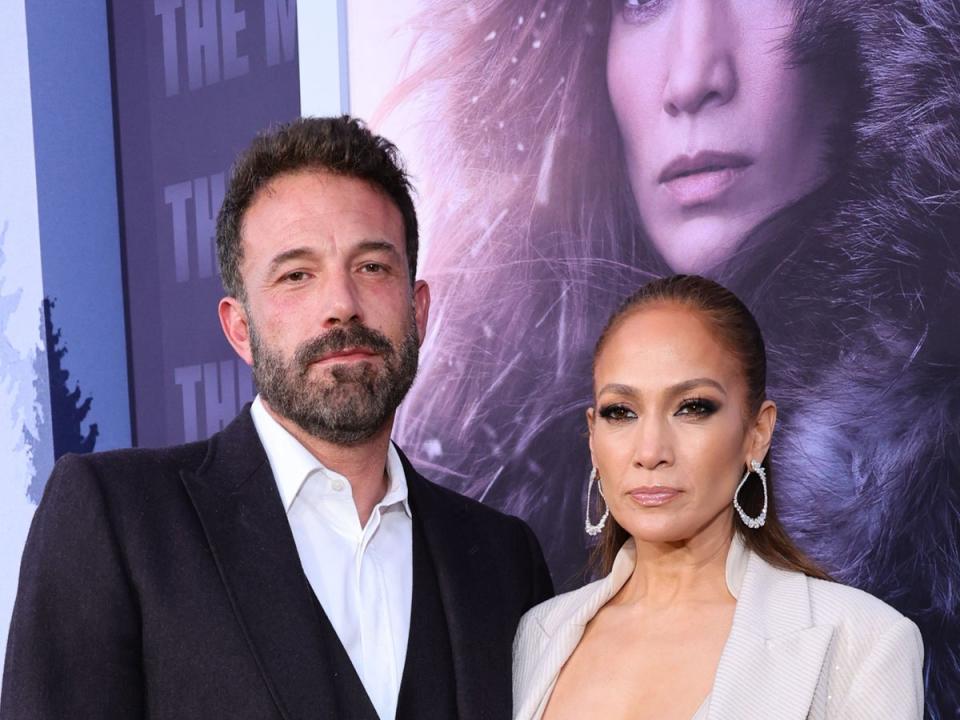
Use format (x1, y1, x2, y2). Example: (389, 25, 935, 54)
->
(1, 117, 553, 720)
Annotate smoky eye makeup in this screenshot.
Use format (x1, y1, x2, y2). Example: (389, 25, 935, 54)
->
(598, 403, 637, 422)
(675, 397, 720, 417)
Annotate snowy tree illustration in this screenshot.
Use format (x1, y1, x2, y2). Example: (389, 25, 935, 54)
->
(44, 297, 98, 457)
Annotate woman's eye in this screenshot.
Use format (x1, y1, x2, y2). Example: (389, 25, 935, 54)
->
(617, 0, 667, 24)
(599, 404, 636, 422)
(676, 398, 718, 417)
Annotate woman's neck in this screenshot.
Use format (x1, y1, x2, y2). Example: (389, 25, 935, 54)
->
(614, 519, 735, 610)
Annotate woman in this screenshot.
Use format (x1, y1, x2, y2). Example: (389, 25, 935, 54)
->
(385, 0, 960, 710)
(512, 275, 924, 719)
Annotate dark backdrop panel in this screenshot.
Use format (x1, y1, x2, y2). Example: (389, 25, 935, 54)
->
(110, 0, 299, 447)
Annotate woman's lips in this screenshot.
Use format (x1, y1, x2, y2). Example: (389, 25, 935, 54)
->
(629, 486, 681, 507)
(659, 151, 752, 208)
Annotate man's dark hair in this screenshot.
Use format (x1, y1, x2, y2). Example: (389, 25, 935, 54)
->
(216, 115, 419, 299)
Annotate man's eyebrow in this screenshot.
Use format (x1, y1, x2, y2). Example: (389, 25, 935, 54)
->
(265, 240, 400, 275)
(266, 246, 316, 276)
(354, 239, 402, 258)
(596, 378, 727, 398)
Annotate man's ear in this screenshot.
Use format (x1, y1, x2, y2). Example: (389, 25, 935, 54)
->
(219, 296, 253, 366)
(413, 279, 431, 345)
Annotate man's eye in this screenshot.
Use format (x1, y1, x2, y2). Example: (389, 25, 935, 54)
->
(360, 263, 386, 273)
(284, 271, 308, 283)
(598, 404, 636, 422)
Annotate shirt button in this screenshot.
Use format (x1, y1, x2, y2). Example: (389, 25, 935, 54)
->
(331, 479, 345, 492)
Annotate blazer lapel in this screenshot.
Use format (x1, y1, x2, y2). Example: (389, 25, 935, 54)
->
(514, 574, 623, 720)
(708, 553, 834, 720)
(181, 408, 376, 720)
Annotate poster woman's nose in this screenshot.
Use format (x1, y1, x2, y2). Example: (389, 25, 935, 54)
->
(662, 0, 738, 117)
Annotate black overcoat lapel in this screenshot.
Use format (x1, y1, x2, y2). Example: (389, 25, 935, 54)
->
(181, 408, 378, 720)
(400, 449, 514, 720)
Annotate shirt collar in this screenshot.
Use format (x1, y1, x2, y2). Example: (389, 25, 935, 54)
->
(250, 395, 411, 517)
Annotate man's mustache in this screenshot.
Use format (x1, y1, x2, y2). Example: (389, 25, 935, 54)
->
(294, 323, 394, 371)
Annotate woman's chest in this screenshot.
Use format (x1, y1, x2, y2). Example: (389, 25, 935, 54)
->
(541, 606, 732, 720)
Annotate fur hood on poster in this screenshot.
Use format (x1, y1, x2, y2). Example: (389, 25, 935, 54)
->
(393, 0, 960, 713)
(729, 2, 960, 712)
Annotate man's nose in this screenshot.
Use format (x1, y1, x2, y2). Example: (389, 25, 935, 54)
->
(321, 270, 363, 328)
(662, 0, 738, 117)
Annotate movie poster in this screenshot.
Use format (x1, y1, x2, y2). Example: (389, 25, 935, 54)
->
(342, 1, 960, 713)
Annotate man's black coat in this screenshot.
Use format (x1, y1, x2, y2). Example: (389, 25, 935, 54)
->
(1, 407, 553, 719)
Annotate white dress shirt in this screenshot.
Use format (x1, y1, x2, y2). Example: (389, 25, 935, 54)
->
(251, 396, 412, 720)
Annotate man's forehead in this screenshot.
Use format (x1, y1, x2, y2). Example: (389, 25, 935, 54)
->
(250, 170, 396, 213)
(240, 171, 405, 253)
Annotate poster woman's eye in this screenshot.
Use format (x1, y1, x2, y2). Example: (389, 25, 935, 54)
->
(617, 0, 667, 25)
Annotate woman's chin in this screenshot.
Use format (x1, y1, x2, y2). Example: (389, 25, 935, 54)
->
(617, 519, 701, 546)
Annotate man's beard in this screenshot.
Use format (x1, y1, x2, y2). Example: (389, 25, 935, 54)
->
(249, 310, 420, 445)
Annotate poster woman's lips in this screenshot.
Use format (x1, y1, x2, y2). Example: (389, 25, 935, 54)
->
(659, 151, 753, 207)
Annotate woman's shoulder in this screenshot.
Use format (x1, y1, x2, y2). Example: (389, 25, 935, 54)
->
(805, 574, 915, 633)
(517, 577, 607, 639)
(803, 575, 922, 652)
(742, 551, 923, 674)
(734, 558, 925, 716)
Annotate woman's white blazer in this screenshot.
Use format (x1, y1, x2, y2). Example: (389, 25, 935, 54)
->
(513, 536, 923, 719)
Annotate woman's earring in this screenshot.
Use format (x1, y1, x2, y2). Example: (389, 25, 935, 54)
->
(733, 459, 768, 529)
(585, 467, 610, 536)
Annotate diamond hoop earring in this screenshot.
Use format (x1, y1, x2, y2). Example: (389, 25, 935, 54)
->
(733, 459, 768, 529)
(584, 467, 610, 537)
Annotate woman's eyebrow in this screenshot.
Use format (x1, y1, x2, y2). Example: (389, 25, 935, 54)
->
(668, 378, 727, 397)
(596, 378, 727, 399)
(596, 383, 637, 397)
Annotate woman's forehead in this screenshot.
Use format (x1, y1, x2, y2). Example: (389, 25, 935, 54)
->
(596, 304, 746, 390)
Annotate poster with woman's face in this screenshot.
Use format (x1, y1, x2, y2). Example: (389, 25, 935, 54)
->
(342, 0, 959, 712)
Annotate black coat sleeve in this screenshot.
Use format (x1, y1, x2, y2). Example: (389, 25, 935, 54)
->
(518, 520, 554, 611)
(1, 454, 144, 720)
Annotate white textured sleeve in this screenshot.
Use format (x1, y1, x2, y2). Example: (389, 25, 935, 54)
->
(832, 615, 924, 719)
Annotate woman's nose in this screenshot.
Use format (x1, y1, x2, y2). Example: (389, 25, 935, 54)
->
(662, 0, 738, 117)
(632, 415, 675, 471)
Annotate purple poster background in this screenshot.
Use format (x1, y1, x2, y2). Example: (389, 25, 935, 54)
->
(363, 1, 960, 715)
(110, 0, 299, 447)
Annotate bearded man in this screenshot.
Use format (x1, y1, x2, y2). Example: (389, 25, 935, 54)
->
(1, 117, 553, 720)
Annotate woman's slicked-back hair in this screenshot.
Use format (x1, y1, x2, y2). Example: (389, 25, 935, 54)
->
(594, 274, 768, 414)
(591, 275, 830, 581)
